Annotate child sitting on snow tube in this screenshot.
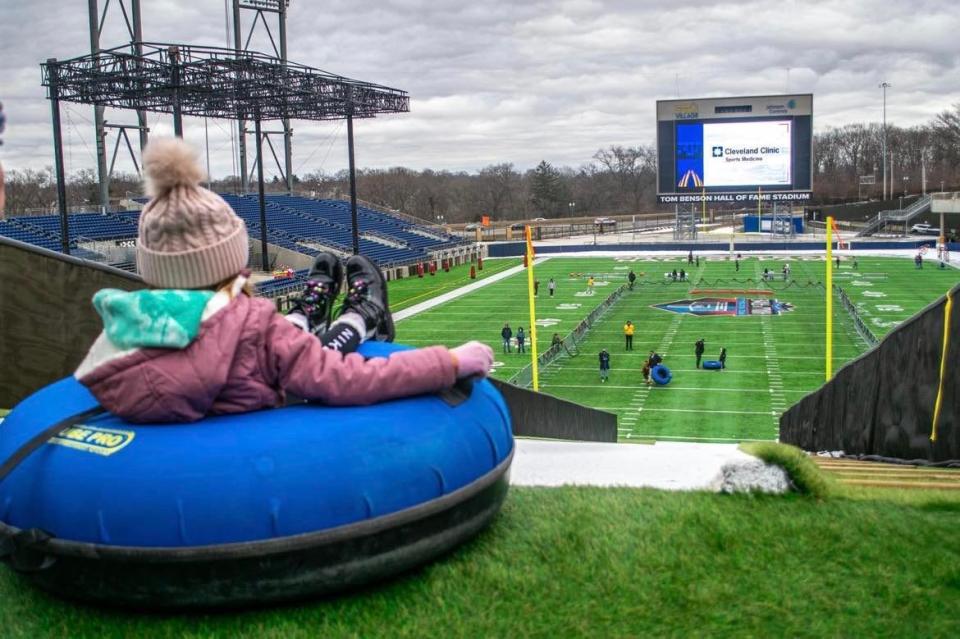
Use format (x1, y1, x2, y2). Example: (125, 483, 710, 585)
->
(75, 138, 493, 424)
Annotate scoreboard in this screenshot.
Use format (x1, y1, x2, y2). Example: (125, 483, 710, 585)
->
(656, 94, 813, 204)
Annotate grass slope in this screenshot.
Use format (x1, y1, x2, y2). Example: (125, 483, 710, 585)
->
(3, 487, 959, 638)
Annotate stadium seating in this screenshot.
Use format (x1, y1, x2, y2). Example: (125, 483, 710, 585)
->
(0, 195, 468, 293)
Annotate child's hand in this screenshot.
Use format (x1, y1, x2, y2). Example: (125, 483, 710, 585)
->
(451, 341, 494, 378)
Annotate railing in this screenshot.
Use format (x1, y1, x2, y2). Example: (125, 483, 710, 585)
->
(360, 230, 409, 248)
(885, 195, 932, 221)
(353, 197, 440, 228)
(834, 284, 879, 348)
(507, 284, 627, 388)
(857, 195, 932, 236)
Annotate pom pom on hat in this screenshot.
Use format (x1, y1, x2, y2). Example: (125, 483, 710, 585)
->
(143, 137, 206, 197)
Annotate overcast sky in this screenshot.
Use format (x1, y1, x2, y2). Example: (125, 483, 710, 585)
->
(1, 0, 958, 181)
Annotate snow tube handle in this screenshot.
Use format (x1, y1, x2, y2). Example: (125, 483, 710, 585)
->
(0, 528, 57, 573)
(437, 377, 475, 407)
(0, 405, 105, 486)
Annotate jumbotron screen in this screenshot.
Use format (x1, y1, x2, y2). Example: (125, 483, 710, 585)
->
(657, 95, 813, 204)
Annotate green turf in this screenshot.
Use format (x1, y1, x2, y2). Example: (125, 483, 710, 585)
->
(831, 256, 959, 337)
(3, 486, 959, 638)
(396, 257, 623, 381)
(396, 254, 957, 443)
(385, 258, 517, 311)
(740, 441, 836, 498)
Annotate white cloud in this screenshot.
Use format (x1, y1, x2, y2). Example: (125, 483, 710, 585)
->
(1, 0, 958, 181)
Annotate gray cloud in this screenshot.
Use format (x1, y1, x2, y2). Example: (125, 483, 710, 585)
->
(1, 0, 958, 181)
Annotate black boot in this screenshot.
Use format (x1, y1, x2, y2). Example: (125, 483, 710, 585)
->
(338, 255, 395, 342)
(289, 253, 343, 334)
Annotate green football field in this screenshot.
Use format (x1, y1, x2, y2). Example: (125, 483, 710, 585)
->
(396, 254, 958, 443)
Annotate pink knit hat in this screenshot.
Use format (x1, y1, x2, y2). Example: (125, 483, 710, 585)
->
(137, 138, 249, 289)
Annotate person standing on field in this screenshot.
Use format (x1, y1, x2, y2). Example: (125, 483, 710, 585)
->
(628, 269, 636, 290)
(534, 280, 540, 297)
(501, 323, 513, 353)
(624, 320, 635, 350)
(516, 326, 526, 354)
(548, 278, 556, 297)
(599, 349, 611, 383)
(695, 338, 705, 368)
(587, 275, 595, 295)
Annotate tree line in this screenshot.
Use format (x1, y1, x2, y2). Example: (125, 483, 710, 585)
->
(4, 104, 959, 222)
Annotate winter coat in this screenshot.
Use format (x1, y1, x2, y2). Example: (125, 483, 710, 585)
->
(516, 329, 525, 344)
(75, 278, 457, 423)
(598, 351, 610, 370)
(501, 326, 513, 340)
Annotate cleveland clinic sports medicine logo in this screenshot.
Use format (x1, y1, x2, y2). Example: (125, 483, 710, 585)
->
(712, 146, 723, 157)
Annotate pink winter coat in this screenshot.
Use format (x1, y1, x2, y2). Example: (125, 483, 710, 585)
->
(75, 286, 457, 423)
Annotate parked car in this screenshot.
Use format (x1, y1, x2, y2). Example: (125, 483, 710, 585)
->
(510, 222, 527, 231)
(464, 223, 480, 231)
(532, 217, 548, 222)
(594, 217, 617, 227)
(910, 223, 940, 235)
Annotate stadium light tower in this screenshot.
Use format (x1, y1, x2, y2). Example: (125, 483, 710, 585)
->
(880, 81, 891, 200)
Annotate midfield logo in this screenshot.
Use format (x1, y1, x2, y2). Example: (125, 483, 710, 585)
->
(653, 297, 794, 316)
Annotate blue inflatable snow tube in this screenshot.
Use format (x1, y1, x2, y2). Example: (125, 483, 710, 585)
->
(702, 360, 723, 370)
(651, 364, 672, 385)
(0, 342, 514, 608)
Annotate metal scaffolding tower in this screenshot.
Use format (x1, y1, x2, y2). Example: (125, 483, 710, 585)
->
(233, 1, 293, 194)
(42, 42, 409, 261)
(87, 0, 149, 210)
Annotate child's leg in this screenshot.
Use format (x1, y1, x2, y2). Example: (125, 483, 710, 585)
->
(287, 253, 343, 335)
(334, 255, 395, 342)
(316, 313, 364, 353)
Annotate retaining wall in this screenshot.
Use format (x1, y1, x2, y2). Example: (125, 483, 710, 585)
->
(780, 281, 959, 461)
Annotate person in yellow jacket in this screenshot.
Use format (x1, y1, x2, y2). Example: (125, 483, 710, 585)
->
(623, 320, 635, 351)
(587, 275, 595, 295)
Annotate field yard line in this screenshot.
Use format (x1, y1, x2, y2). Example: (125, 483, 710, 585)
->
(754, 260, 788, 430)
(541, 366, 827, 376)
(543, 384, 788, 393)
(624, 434, 775, 442)
(394, 257, 550, 322)
(621, 258, 708, 438)
(638, 407, 777, 415)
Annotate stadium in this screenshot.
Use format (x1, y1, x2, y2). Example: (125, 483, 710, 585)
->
(1, 1, 959, 636)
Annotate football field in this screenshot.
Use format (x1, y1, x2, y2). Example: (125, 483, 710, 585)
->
(397, 254, 958, 443)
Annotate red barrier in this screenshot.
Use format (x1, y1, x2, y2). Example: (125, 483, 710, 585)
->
(478, 257, 483, 270)
(470, 265, 476, 279)
(417, 262, 424, 278)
